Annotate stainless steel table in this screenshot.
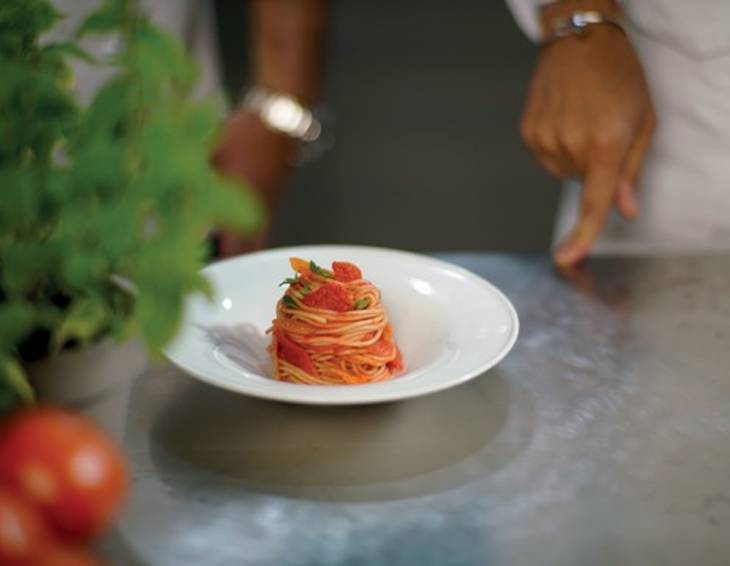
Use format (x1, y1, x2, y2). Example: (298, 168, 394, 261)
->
(101, 255, 730, 566)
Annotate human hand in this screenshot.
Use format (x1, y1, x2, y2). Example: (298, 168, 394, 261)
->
(212, 108, 297, 256)
(520, 23, 655, 267)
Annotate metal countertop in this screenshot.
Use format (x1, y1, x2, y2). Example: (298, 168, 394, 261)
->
(101, 254, 730, 566)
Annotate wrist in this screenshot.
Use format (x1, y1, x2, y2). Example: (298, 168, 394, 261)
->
(241, 86, 322, 144)
(540, 0, 624, 41)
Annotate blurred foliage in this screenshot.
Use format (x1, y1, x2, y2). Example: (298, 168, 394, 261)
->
(0, 0, 262, 412)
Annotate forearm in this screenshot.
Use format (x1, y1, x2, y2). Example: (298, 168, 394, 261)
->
(251, 0, 328, 106)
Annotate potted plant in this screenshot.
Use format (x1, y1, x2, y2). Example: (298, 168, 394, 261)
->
(0, 0, 262, 415)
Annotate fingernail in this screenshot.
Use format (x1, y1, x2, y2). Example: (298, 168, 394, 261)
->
(554, 242, 585, 267)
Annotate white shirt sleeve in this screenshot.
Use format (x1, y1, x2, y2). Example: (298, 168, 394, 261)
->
(504, 0, 546, 43)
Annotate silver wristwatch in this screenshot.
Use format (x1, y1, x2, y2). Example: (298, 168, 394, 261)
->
(543, 10, 625, 43)
(242, 87, 322, 143)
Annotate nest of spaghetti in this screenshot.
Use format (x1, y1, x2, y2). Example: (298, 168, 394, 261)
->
(268, 257, 404, 385)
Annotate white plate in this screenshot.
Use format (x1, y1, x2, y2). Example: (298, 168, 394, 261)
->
(164, 246, 519, 405)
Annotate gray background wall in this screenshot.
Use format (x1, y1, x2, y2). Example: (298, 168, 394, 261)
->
(216, 1, 559, 253)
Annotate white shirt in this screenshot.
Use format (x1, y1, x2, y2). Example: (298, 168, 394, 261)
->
(505, 0, 730, 253)
(50, 1, 222, 104)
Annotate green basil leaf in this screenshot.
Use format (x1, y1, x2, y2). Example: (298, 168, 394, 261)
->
(353, 297, 370, 310)
(309, 260, 333, 278)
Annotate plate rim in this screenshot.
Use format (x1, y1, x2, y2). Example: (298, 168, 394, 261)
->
(164, 244, 520, 405)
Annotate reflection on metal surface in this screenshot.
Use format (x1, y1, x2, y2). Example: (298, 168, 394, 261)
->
(104, 255, 730, 566)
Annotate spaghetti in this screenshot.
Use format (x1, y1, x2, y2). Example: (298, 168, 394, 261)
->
(268, 258, 403, 385)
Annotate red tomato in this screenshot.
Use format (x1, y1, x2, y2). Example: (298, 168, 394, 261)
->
(302, 283, 353, 312)
(0, 407, 128, 543)
(33, 544, 102, 566)
(332, 261, 362, 283)
(0, 486, 54, 565)
(275, 330, 317, 375)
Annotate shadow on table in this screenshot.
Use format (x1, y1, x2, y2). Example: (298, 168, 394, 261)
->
(148, 369, 535, 502)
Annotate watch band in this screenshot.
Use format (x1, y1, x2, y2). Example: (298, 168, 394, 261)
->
(242, 87, 322, 143)
(543, 10, 625, 43)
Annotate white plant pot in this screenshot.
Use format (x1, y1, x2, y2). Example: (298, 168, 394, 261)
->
(25, 339, 148, 440)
